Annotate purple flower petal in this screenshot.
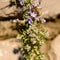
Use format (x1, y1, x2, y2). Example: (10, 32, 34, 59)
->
(28, 11, 37, 18)
(29, 4, 35, 9)
(19, 0, 25, 6)
(27, 17, 32, 25)
(31, 12, 37, 18)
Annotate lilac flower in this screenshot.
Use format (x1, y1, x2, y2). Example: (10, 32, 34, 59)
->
(31, 12, 37, 18)
(29, 5, 33, 9)
(27, 17, 32, 25)
(19, 0, 25, 6)
(28, 11, 37, 18)
(29, 4, 36, 10)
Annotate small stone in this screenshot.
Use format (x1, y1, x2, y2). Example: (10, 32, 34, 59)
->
(13, 48, 19, 54)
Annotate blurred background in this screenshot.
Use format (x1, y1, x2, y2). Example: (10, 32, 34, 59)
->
(0, 0, 60, 60)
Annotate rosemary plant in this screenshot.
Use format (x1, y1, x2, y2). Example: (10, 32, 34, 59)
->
(13, 0, 48, 60)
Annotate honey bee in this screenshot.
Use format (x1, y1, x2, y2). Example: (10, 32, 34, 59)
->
(32, 7, 40, 14)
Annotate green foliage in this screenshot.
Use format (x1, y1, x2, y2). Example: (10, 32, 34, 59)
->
(17, 22, 47, 60)
(13, 0, 48, 60)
